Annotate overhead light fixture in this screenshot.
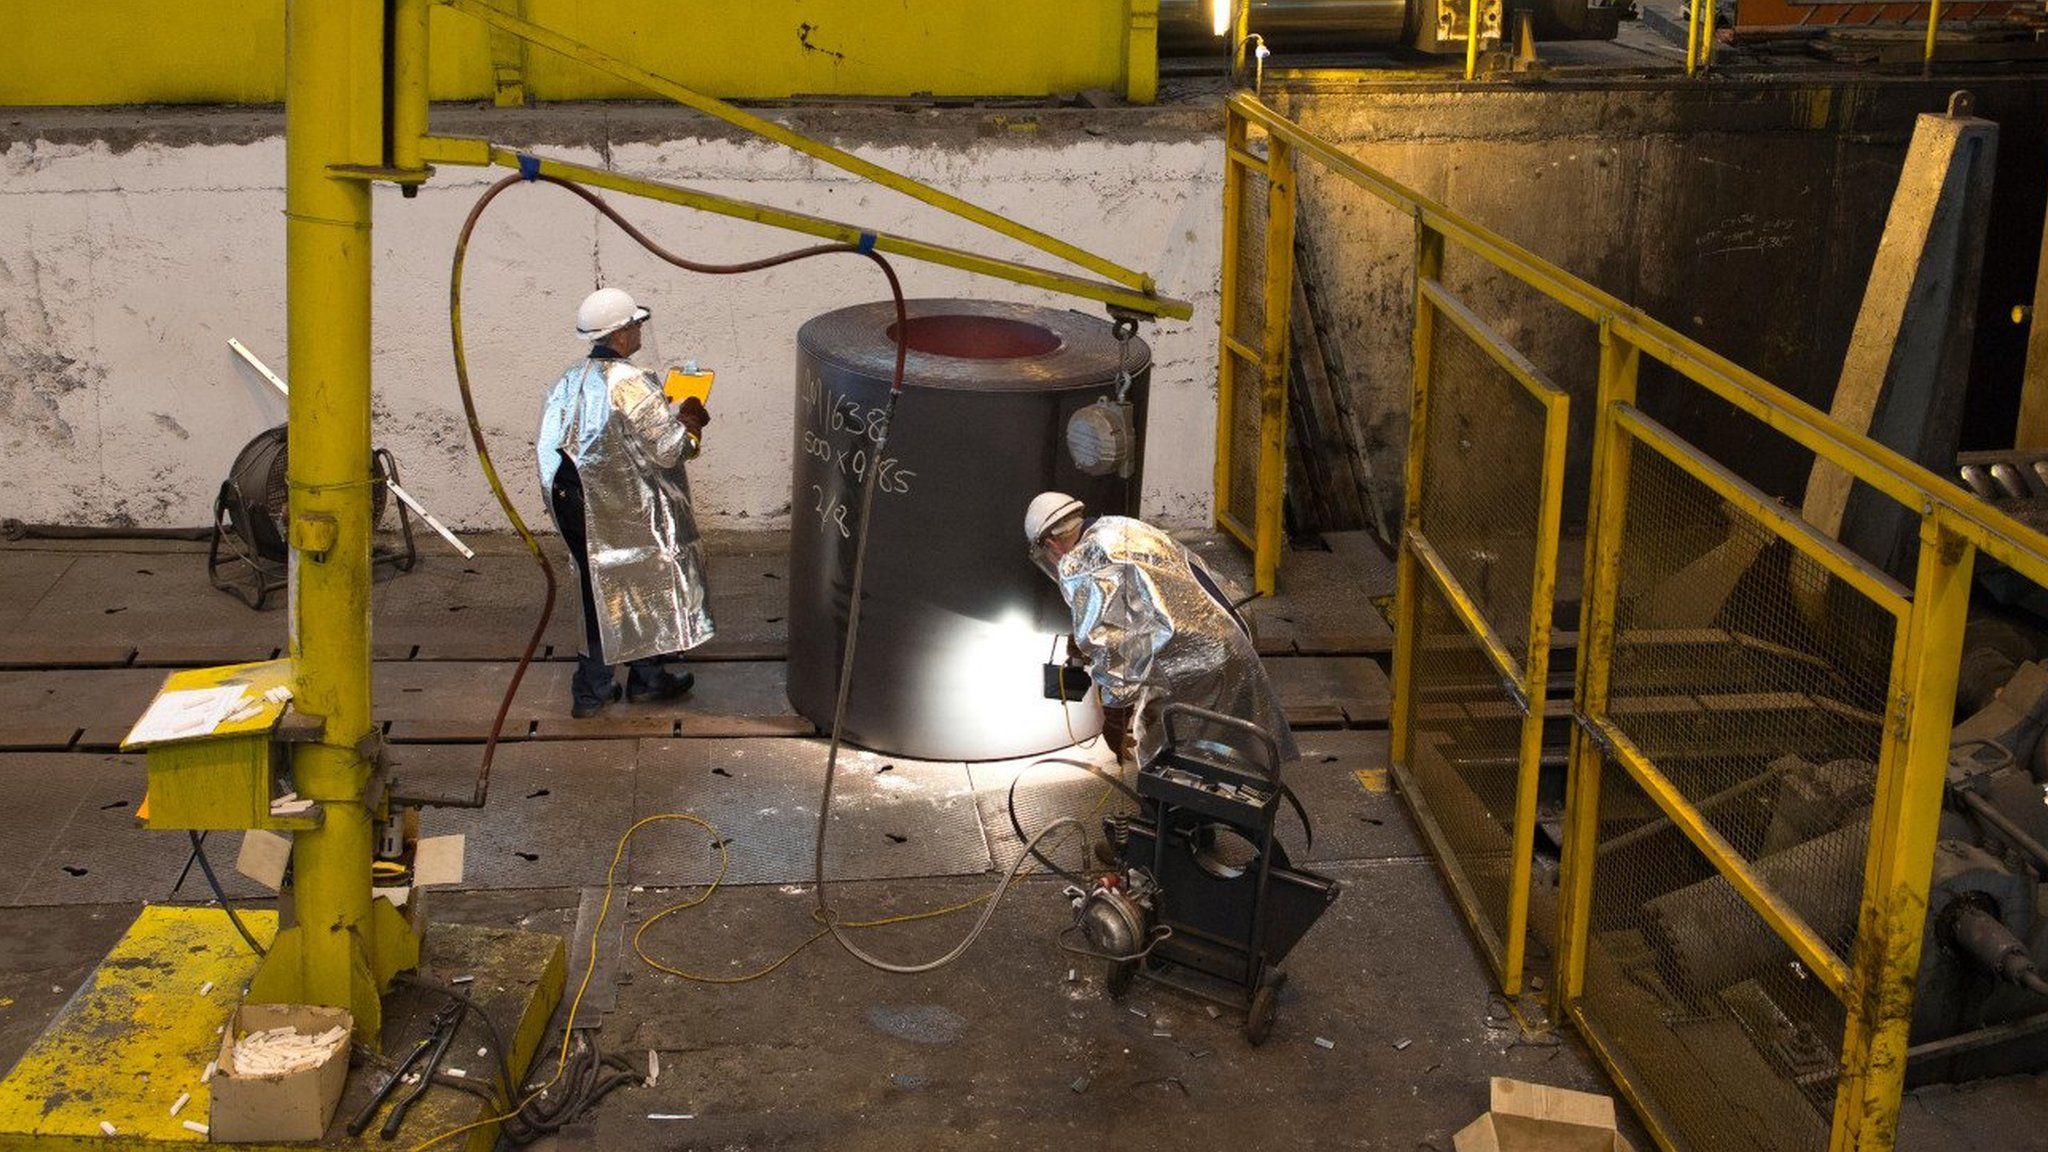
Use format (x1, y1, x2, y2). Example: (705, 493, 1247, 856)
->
(1211, 0, 1232, 36)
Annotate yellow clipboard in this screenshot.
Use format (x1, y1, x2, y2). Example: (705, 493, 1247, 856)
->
(663, 367, 715, 405)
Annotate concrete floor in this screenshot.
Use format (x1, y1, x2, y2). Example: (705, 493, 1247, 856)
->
(0, 531, 2036, 1148)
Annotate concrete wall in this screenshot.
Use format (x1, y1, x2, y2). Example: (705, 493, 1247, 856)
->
(1276, 77, 2048, 526)
(0, 105, 1222, 531)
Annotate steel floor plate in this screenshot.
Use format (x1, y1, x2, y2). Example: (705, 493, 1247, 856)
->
(386, 741, 639, 889)
(631, 739, 992, 887)
(964, 743, 1133, 873)
(1287, 730, 1423, 864)
(6, 552, 278, 665)
(0, 753, 265, 907)
(1266, 656, 1392, 725)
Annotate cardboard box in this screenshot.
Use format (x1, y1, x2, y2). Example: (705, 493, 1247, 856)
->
(209, 1004, 352, 1143)
(1452, 1077, 1636, 1152)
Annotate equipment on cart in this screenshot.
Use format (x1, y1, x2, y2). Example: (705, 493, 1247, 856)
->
(1073, 704, 1340, 1044)
(207, 424, 417, 609)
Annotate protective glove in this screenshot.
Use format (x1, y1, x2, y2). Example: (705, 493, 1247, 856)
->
(676, 396, 711, 434)
(1100, 704, 1135, 765)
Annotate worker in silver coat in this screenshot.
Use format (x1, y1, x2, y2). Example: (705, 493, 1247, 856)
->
(538, 287, 716, 718)
(1026, 492, 1299, 767)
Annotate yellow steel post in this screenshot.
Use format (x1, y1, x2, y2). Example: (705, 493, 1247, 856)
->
(1701, 0, 1718, 70)
(1215, 108, 1249, 542)
(248, 0, 413, 1040)
(1924, 0, 1944, 75)
(1832, 513, 1974, 1152)
(1389, 223, 1446, 797)
(1553, 319, 1637, 1014)
(1685, 0, 1701, 75)
(1466, 0, 1483, 79)
(392, 0, 431, 177)
(1252, 137, 1297, 596)
(1501, 383, 1570, 995)
(1126, 0, 1160, 103)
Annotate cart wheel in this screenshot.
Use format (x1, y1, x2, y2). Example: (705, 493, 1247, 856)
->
(1106, 959, 1138, 1000)
(1244, 971, 1284, 1046)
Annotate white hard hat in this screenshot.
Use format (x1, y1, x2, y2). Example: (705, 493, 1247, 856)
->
(575, 287, 650, 341)
(1025, 491, 1086, 545)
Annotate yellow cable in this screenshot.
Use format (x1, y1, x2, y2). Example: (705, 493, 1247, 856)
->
(408, 813, 727, 1151)
(411, 759, 1120, 1144)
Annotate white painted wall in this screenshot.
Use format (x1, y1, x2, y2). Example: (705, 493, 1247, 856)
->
(0, 126, 1222, 531)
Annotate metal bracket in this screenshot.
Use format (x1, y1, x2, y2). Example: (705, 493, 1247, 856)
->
(289, 513, 338, 560)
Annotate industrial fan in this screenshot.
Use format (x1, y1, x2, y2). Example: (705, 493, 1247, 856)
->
(207, 424, 417, 608)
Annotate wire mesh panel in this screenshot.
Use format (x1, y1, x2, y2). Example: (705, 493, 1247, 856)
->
(1603, 429, 1895, 968)
(1233, 159, 1271, 353)
(1227, 349, 1263, 530)
(1571, 418, 1901, 1152)
(1222, 153, 1273, 533)
(1416, 301, 1555, 671)
(1575, 763, 1846, 1152)
(1402, 568, 1529, 972)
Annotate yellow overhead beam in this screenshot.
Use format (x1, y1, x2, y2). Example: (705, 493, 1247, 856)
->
(0, 0, 1153, 106)
(440, 0, 1159, 297)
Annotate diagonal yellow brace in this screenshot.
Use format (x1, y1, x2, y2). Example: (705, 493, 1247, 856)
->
(440, 0, 1157, 295)
(420, 139, 1192, 320)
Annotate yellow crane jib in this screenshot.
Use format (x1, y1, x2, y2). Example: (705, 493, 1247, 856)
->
(350, 0, 1192, 322)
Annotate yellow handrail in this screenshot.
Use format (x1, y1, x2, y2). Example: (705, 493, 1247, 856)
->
(1225, 90, 2048, 586)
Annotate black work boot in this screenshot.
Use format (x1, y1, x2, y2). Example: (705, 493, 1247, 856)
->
(626, 668, 695, 704)
(571, 684, 619, 720)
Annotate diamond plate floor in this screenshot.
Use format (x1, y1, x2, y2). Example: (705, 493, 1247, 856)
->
(632, 740, 992, 887)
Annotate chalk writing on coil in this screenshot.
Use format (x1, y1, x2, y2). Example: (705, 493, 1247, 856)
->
(801, 429, 915, 496)
(810, 484, 852, 539)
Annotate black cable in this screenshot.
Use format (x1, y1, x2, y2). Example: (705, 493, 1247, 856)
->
(1006, 755, 1141, 885)
(187, 830, 266, 956)
(171, 831, 205, 895)
(395, 971, 638, 1145)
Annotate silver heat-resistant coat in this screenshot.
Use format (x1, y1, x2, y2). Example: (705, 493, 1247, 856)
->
(1056, 515, 1298, 766)
(537, 356, 715, 663)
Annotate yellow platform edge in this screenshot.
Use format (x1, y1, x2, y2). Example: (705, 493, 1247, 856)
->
(0, 905, 565, 1152)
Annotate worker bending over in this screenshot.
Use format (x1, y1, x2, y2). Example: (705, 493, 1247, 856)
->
(1026, 492, 1299, 766)
(538, 288, 715, 718)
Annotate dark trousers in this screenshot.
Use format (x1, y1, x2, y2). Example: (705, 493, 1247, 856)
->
(549, 459, 674, 709)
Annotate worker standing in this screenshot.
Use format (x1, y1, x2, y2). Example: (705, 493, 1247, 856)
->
(537, 288, 715, 718)
(1026, 492, 1298, 766)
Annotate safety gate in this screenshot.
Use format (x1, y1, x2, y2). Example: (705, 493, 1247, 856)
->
(1390, 277, 1571, 996)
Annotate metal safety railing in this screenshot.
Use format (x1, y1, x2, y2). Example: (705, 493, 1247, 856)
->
(1219, 90, 2048, 1151)
(1213, 112, 1297, 593)
(1393, 278, 1571, 995)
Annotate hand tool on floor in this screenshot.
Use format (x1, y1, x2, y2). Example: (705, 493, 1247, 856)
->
(382, 997, 468, 1140)
(345, 998, 464, 1138)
